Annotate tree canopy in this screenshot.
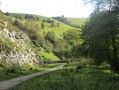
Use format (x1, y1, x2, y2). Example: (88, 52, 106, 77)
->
(80, 0, 119, 72)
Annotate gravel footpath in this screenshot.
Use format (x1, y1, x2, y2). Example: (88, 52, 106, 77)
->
(0, 63, 66, 90)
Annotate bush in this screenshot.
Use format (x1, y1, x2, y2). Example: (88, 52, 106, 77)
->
(45, 31, 56, 44)
(5, 68, 16, 75)
(41, 23, 45, 29)
(76, 58, 92, 69)
(76, 64, 86, 69)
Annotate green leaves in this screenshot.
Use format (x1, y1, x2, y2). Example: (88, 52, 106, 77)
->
(80, 8, 119, 70)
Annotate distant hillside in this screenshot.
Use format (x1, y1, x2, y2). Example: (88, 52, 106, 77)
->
(6, 13, 76, 39)
(67, 18, 88, 27)
(52, 16, 88, 28)
(3, 12, 82, 62)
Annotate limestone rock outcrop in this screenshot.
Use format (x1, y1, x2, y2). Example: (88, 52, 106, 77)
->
(0, 28, 40, 66)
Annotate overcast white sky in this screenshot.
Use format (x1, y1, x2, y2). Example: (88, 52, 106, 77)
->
(0, 0, 94, 18)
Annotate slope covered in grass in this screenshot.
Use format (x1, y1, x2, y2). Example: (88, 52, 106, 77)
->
(53, 16, 88, 28)
(67, 18, 88, 27)
(4, 12, 81, 61)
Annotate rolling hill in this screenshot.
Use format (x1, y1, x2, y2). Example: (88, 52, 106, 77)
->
(67, 18, 88, 27)
(1, 12, 82, 63)
(52, 16, 88, 28)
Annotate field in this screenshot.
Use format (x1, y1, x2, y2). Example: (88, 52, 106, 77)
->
(67, 18, 88, 27)
(10, 62, 119, 90)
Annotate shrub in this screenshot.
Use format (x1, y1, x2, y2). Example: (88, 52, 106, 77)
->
(5, 68, 16, 75)
(76, 58, 92, 69)
(45, 31, 56, 44)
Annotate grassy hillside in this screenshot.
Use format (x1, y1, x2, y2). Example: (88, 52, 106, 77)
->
(52, 16, 88, 28)
(4, 12, 81, 61)
(7, 13, 77, 39)
(67, 18, 88, 27)
(0, 13, 83, 83)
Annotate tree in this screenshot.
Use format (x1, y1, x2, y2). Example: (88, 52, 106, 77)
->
(50, 22, 55, 27)
(84, 0, 119, 11)
(83, 0, 119, 72)
(47, 19, 53, 23)
(13, 19, 24, 30)
(41, 23, 45, 29)
(56, 23, 60, 27)
(4, 12, 9, 16)
(15, 15, 24, 20)
(45, 31, 56, 43)
(81, 10, 119, 71)
(52, 16, 66, 23)
(53, 39, 69, 60)
(42, 19, 47, 22)
(64, 29, 81, 45)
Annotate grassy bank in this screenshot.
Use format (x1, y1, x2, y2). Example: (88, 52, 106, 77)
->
(0, 63, 62, 81)
(10, 62, 119, 90)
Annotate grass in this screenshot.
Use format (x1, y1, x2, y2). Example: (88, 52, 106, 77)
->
(67, 18, 88, 27)
(37, 52, 60, 61)
(0, 63, 62, 81)
(43, 63, 62, 68)
(8, 13, 78, 39)
(2, 13, 81, 61)
(10, 62, 119, 90)
(40, 20, 77, 39)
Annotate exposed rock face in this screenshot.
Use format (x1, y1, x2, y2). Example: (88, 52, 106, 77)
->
(0, 28, 40, 66)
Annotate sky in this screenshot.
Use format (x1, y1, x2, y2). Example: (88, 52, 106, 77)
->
(0, 0, 94, 18)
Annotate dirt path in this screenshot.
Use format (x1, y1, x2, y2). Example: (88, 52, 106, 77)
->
(0, 63, 66, 90)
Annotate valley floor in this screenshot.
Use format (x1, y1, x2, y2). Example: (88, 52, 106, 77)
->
(0, 63, 62, 81)
(0, 63, 66, 90)
(10, 62, 119, 90)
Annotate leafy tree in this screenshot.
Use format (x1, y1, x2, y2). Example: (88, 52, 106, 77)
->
(47, 19, 52, 23)
(41, 23, 45, 29)
(24, 14, 39, 21)
(45, 31, 56, 43)
(83, 0, 119, 72)
(81, 10, 119, 71)
(15, 15, 24, 20)
(13, 19, 24, 30)
(84, 0, 118, 10)
(25, 15, 34, 20)
(42, 19, 47, 22)
(64, 29, 80, 45)
(36, 17, 40, 21)
(52, 16, 66, 23)
(4, 12, 9, 16)
(56, 23, 60, 27)
(53, 39, 69, 60)
(50, 22, 55, 27)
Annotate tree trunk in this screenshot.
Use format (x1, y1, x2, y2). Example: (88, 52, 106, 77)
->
(110, 29, 119, 72)
(105, 40, 111, 63)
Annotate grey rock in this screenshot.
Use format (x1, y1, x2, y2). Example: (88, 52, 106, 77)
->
(0, 28, 40, 66)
